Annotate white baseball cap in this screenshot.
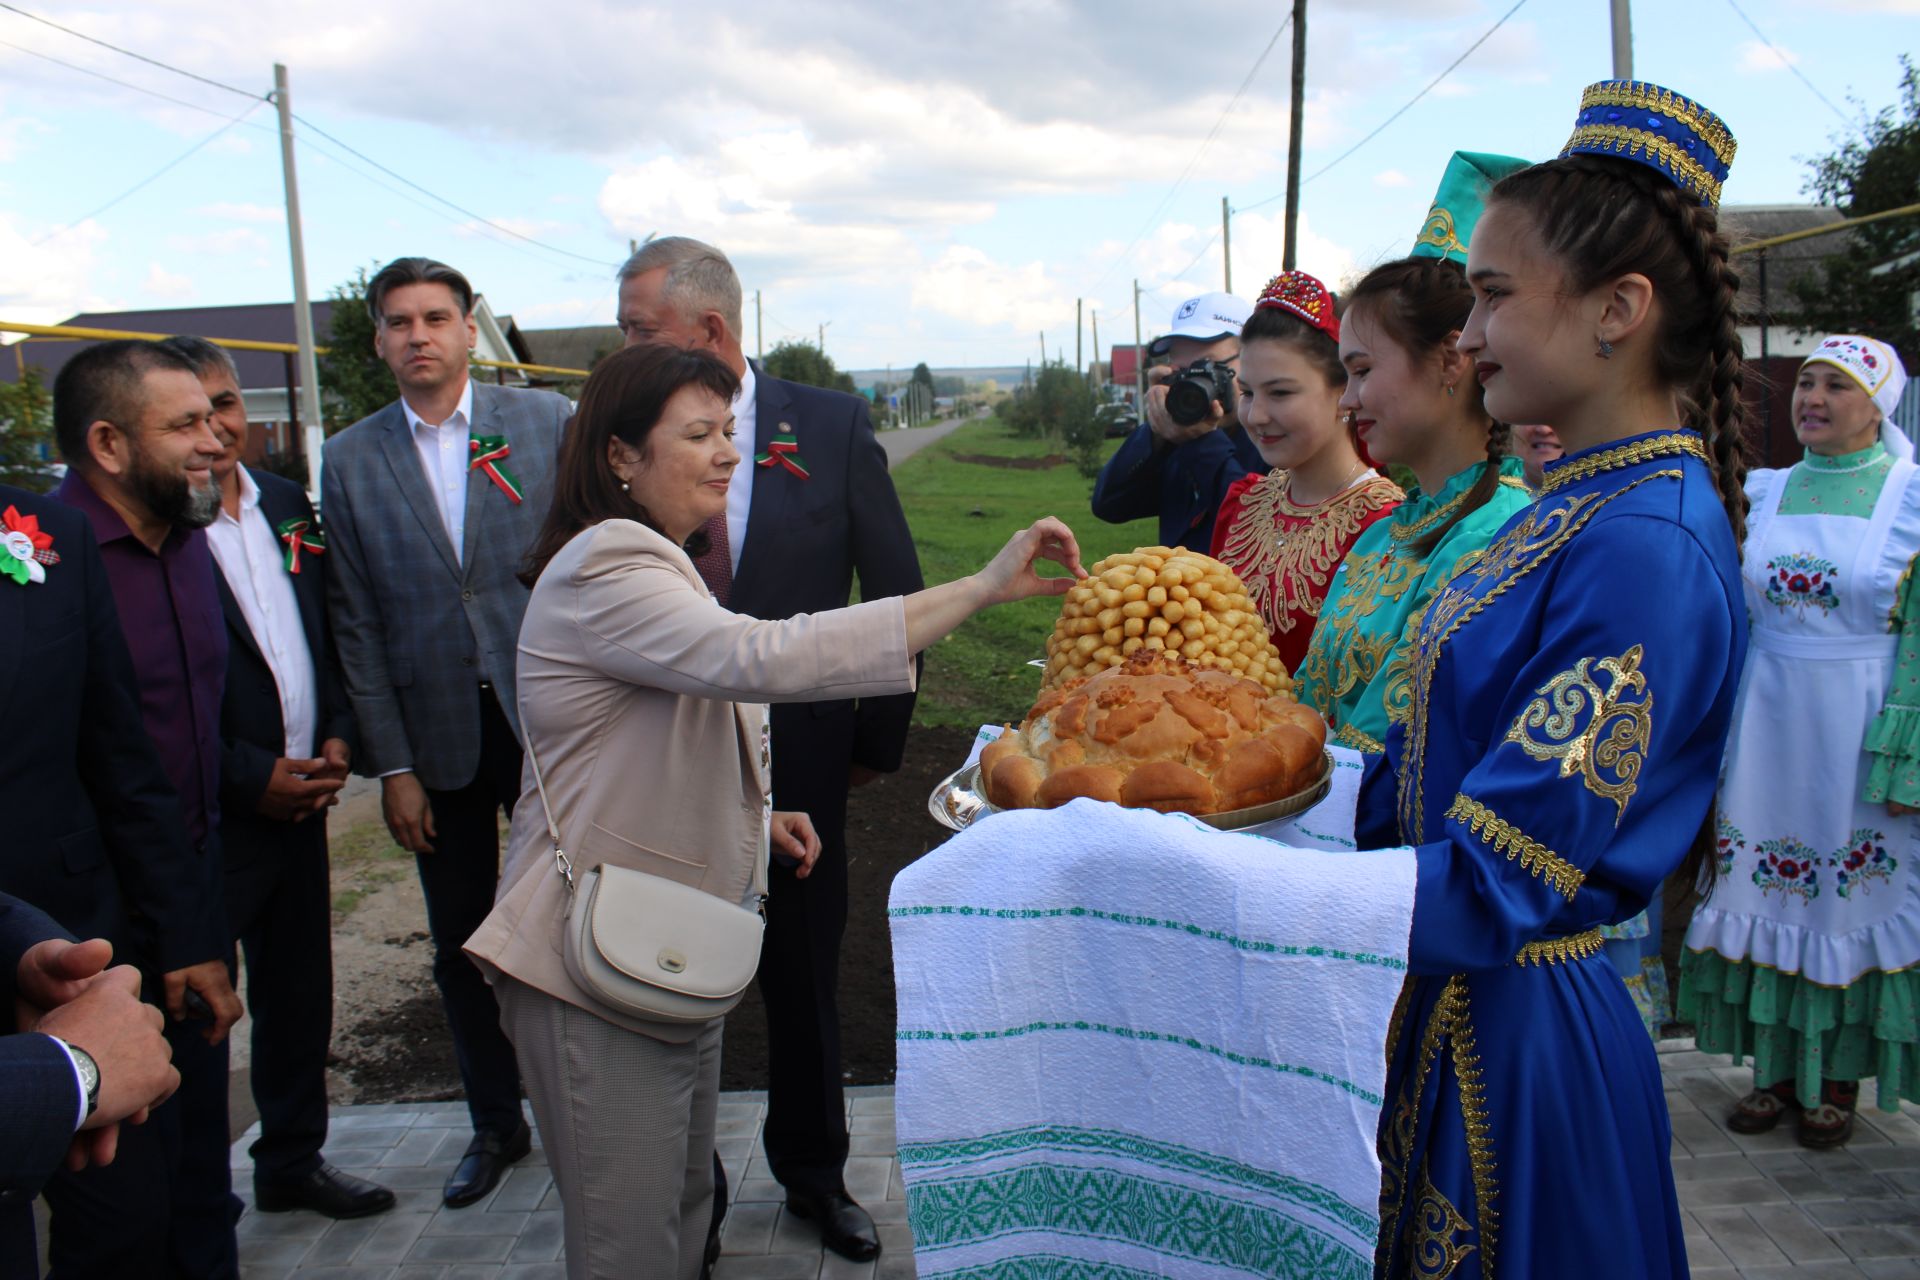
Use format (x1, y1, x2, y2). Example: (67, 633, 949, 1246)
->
(1148, 291, 1253, 357)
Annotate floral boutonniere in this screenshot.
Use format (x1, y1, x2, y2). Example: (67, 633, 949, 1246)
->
(276, 516, 327, 575)
(1, 505, 58, 587)
(469, 435, 524, 504)
(756, 422, 809, 480)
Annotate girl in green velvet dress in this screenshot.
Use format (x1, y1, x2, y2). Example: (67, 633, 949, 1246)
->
(1295, 153, 1534, 756)
(1681, 333, 1920, 1148)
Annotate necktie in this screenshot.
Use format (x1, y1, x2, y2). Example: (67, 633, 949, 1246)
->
(691, 512, 732, 606)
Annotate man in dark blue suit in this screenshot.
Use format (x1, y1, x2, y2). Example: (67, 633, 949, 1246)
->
(0, 473, 233, 1278)
(164, 338, 397, 1221)
(618, 238, 924, 1265)
(2, 892, 181, 1276)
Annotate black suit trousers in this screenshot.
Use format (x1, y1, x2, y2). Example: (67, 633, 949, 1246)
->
(227, 816, 333, 1181)
(417, 687, 524, 1137)
(756, 703, 856, 1196)
(43, 1015, 239, 1279)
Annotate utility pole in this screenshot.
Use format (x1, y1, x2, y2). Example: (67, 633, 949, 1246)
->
(1039, 330, 1047, 370)
(1282, 0, 1308, 270)
(1609, 0, 1633, 79)
(1090, 310, 1100, 386)
(1222, 196, 1233, 292)
(1132, 280, 1145, 411)
(755, 289, 763, 361)
(818, 322, 825, 353)
(273, 63, 326, 503)
(1076, 298, 1083, 376)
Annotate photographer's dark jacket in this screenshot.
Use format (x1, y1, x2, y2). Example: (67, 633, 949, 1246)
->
(1091, 421, 1269, 553)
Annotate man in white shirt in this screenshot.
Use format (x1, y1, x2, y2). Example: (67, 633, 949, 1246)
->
(320, 258, 570, 1207)
(162, 336, 395, 1220)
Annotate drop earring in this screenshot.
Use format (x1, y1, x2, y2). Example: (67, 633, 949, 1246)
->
(1445, 383, 1456, 398)
(1596, 337, 1615, 359)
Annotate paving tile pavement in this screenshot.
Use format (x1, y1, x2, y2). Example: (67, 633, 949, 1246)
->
(204, 1041, 1915, 1277)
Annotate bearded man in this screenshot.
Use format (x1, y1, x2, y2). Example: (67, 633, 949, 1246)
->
(46, 337, 245, 1278)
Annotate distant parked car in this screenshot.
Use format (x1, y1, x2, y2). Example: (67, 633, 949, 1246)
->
(1097, 403, 1137, 438)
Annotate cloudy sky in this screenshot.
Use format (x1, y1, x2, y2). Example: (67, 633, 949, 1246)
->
(1, 0, 1916, 371)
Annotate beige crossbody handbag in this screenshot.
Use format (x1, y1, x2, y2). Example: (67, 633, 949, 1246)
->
(524, 730, 768, 1024)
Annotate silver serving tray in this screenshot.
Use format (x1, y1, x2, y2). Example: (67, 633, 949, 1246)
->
(927, 749, 1335, 834)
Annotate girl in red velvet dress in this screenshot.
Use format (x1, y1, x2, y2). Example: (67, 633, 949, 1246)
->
(1211, 271, 1402, 675)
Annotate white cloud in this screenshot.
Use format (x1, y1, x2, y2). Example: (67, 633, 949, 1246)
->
(143, 263, 194, 300)
(910, 247, 1074, 336)
(0, 216, 111, 324)
(507, 296, 617, 327)
(1737, 40, 1800, 73)
(1374, 169, 1411, 188)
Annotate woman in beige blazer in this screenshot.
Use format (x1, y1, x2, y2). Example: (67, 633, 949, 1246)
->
(465, 342, 1081, 1279)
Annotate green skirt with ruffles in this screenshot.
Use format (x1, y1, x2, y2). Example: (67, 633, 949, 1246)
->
(1677, 947, 1920, 1112)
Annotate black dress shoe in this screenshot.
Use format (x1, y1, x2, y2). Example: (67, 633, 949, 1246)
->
(442, 1121, 532, 1208)
(785, 1188, 880, 1262)
(254, 1162, 397, 1219)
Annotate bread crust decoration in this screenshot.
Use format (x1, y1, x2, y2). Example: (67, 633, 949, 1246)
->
(981, 650, 1327, 816)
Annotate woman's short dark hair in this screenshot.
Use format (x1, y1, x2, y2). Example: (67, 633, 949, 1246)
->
(366, 257, 475, 322)
(519, 343, 741, 586)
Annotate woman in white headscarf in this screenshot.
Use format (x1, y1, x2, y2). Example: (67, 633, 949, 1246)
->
(1681, 334, 1919, 1148)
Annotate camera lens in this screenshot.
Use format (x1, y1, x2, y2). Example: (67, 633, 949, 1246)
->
(1165, 378, 1211, 426)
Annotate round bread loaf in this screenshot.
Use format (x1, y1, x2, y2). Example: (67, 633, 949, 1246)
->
(980, 651, 1327, 816)
(1042, 547, 1291, 693)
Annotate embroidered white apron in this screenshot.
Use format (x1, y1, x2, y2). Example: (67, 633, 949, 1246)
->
(1687, 460, 1920, 986)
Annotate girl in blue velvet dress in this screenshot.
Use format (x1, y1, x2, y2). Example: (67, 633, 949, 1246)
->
(1358, 81, 1750, 1278)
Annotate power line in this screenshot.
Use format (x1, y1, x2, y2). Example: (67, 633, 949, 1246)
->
(1238, 0, 1527, 213)
(0, 37, 273, 123)
(34, 101, 266, 245)
(1091, 13, 1292, 289)
(1723, 0, 1849, 124)
(291, 113, 616, 268)
(0, 1, 260, 100)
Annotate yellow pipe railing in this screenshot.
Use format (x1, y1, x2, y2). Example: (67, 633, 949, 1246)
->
(0, 320, 591, 379)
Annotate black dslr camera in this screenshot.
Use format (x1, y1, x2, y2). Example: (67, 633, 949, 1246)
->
(1163, 358, 1237, 427)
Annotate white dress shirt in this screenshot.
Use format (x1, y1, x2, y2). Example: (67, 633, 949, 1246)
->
(402, 380, 476, 566)
(206, 468, 319, 759)
(724, 362, 758, 575)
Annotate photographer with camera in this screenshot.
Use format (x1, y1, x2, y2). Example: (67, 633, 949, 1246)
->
(1091, 291, 1268, 552)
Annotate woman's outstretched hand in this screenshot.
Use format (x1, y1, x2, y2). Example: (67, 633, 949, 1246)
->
(975, 517, 1087, 607)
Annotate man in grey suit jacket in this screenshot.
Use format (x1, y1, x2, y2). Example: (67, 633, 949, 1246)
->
(322, 257, 569, 1208)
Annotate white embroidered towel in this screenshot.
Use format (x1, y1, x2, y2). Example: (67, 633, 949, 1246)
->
(889, 797, 1417, 1279)
(1252, 743, 1368, 851)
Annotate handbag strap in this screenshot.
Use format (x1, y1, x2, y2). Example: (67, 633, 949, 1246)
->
(519, 705, 769, 905)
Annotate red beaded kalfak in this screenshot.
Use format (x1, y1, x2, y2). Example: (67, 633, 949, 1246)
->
(1255, 270, 1339, 342)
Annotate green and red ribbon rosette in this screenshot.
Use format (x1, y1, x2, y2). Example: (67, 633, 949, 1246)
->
(469, 435, 524, 504)
(756, 432, 809, 480)
(276, 517, 327, 575)
(1, 504, 58, 587)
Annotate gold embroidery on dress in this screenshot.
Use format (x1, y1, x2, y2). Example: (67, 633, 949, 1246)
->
(1392, 488, 1475, 544)
(1411, 1175, 1477, 1278)
(1514, 928, 1605, 966)
(1538, 433, 1706, 496)
(1218, 472, 1401, 635)
(1378, 977, 1458, 1274)
(1450, 981, 1498, 1276)
(1397, 471, 1682, 842)
(1334, 721, 1386, 753)
(1445, 794, 1585, 900)
(1504, 645, 1653, 823)
(1379, 976, 1495, 1278)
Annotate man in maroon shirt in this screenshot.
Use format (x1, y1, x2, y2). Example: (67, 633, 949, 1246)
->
(50, 339, 245, 1279)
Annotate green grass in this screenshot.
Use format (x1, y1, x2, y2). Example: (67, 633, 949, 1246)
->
(328, 813, 413, 919)
(892, 420, 1158, 728)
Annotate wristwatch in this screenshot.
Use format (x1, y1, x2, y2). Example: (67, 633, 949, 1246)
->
(68, 1043, 100, 1119)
